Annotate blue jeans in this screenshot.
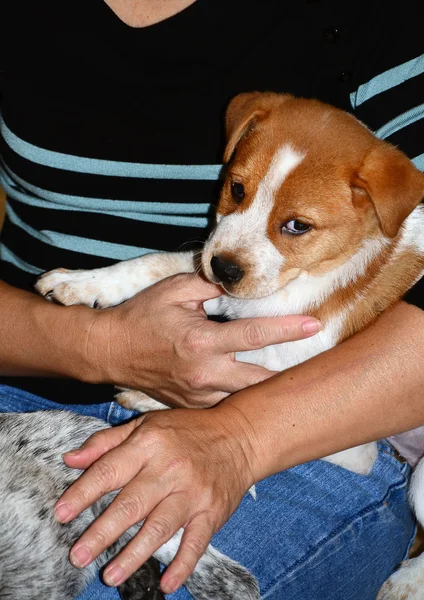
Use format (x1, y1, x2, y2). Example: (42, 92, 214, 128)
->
(0, 384, 416, 600)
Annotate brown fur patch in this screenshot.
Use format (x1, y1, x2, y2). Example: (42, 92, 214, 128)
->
(334, 247, 424, 342)
(214, 93, 424, 326)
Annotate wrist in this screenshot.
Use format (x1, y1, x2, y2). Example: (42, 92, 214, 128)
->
(29, 296, 106, 383)
(213, 401, 262, 487)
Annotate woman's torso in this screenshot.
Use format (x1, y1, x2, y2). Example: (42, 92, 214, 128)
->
(0, 0, 421, 403)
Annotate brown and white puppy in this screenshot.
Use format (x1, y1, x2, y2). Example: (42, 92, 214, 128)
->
(36, 93, 424, 599)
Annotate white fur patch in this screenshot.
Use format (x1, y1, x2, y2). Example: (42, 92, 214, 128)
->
(206, 145, 305, 291)
(209, 229, 385, 326)
(398, 204, 424, 254)
(409, 457, 424, 527)
(396, 204, 424, 287)
(324, 443, 378, 475)
(274, 237, 386, 315)
(377, 554, 424, 600)
(36, 251, 195, 308)
(214, 237, 386, 371)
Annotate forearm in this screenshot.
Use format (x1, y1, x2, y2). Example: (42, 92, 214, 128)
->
(220, 301, 424, 482)
(0, 281, 102, 381)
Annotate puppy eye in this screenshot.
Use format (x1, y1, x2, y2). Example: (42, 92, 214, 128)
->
(282, 220, 312, 235)
(231, 181, 245, 203)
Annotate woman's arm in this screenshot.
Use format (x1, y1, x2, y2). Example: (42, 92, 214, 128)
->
(56, 300, 424, 594)
(0, 275, 319, 400)
(0, 280, 101, 380)
(224, 300, 424, 480)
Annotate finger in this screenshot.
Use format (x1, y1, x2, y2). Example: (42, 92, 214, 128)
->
(218, 361, 279, 393)
(160, 515, 215, 594)
(102, 494, 190, 587)
(63, 418, 142, 469)
(214, 315, 322, 353)
(69, 472, 173, 569)
(166, 273, 223, 306)
(55, 434, 147, 523)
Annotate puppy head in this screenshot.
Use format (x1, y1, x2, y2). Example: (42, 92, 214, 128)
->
(202, 92, 424, 299)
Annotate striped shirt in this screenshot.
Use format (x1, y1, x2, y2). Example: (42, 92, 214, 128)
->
(0, 0, 422, 403)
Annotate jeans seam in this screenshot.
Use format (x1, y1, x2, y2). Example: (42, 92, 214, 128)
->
(261, 475, 411, 596)
(106, 400, 116, 424)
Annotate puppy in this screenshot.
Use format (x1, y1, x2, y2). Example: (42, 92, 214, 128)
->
(23, 93, 424, 598)
(0, 410, 259, 600)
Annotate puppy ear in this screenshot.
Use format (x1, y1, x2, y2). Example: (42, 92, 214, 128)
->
(352, 143, 424, 238)
(224, 92, 292, 163)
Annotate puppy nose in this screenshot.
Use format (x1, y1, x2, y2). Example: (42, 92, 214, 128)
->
(210, 256, 245, 284)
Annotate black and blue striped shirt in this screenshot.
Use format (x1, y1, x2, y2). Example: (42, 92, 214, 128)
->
(0, 0, 422, 403)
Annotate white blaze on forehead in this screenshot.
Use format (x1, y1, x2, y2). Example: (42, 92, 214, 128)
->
(260, 143, 306, 195)
(210, 144, 306, 284)
(233, 143, 305, 234)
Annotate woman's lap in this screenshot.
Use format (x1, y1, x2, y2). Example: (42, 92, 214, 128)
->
(0, 384, 416, 600)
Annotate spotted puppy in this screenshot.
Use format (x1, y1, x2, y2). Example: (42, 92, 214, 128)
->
(35, 93, 424, 598)
(0, 410, 259, 599)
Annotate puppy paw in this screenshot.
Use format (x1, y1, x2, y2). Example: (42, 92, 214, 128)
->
(377, 557, 424, 599)
(115, 388, 170, 413)
(35, 267, 123, 308)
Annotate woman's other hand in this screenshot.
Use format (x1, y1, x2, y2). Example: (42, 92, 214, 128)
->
(55, 404, 258, 594)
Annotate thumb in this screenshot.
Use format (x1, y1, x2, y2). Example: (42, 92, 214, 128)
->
(222, 362, 279, 394)
(63, 417, 144, 469)
(167, 273, 224, 306)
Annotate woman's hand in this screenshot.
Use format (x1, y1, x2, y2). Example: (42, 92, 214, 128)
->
(55, 405, 258, 594)
(89, 273, 321, 408)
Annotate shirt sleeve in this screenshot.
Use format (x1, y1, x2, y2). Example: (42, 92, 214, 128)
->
(347, 0, 424, 309)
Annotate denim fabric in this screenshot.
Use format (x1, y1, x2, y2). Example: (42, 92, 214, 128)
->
(0, 384, 416, 600)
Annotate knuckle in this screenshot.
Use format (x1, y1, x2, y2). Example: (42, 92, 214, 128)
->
(188, 369, 210, 392)
(115, 494, 145, 523)
(92, 459, 120, 489)
(69, 485, 93, 507)
(183, 327, 210, 355)
(174, 556, 196, 578)
(124, 547, 146, 567)
(279, 323, 294, 339)
(139, 428, 167, 451)
(165, 457, 191, 477)
(144, 516, 174, 542)
(243, 322, 267, 348)
(183, 535, 208, 559)
(199, 488, 215, 507)
(91, 527, 112, 550)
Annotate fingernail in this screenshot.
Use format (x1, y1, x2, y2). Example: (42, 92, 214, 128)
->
(302, 319, 322, 335)
(161, 576, 180, 594)
(70, 545, 92, 568)
(55, 503, 72, 523)
(64, 448, 83, 457)
(104, 565, 125, 587)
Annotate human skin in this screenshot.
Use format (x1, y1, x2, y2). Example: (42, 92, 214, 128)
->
(103, 0, 198, 28)
(55, 299, 424, 594)
(0, 275, 320, 397)
(3, 0, 423, 595)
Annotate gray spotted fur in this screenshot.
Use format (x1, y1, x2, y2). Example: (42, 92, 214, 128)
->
(0, 410, 259, 599)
